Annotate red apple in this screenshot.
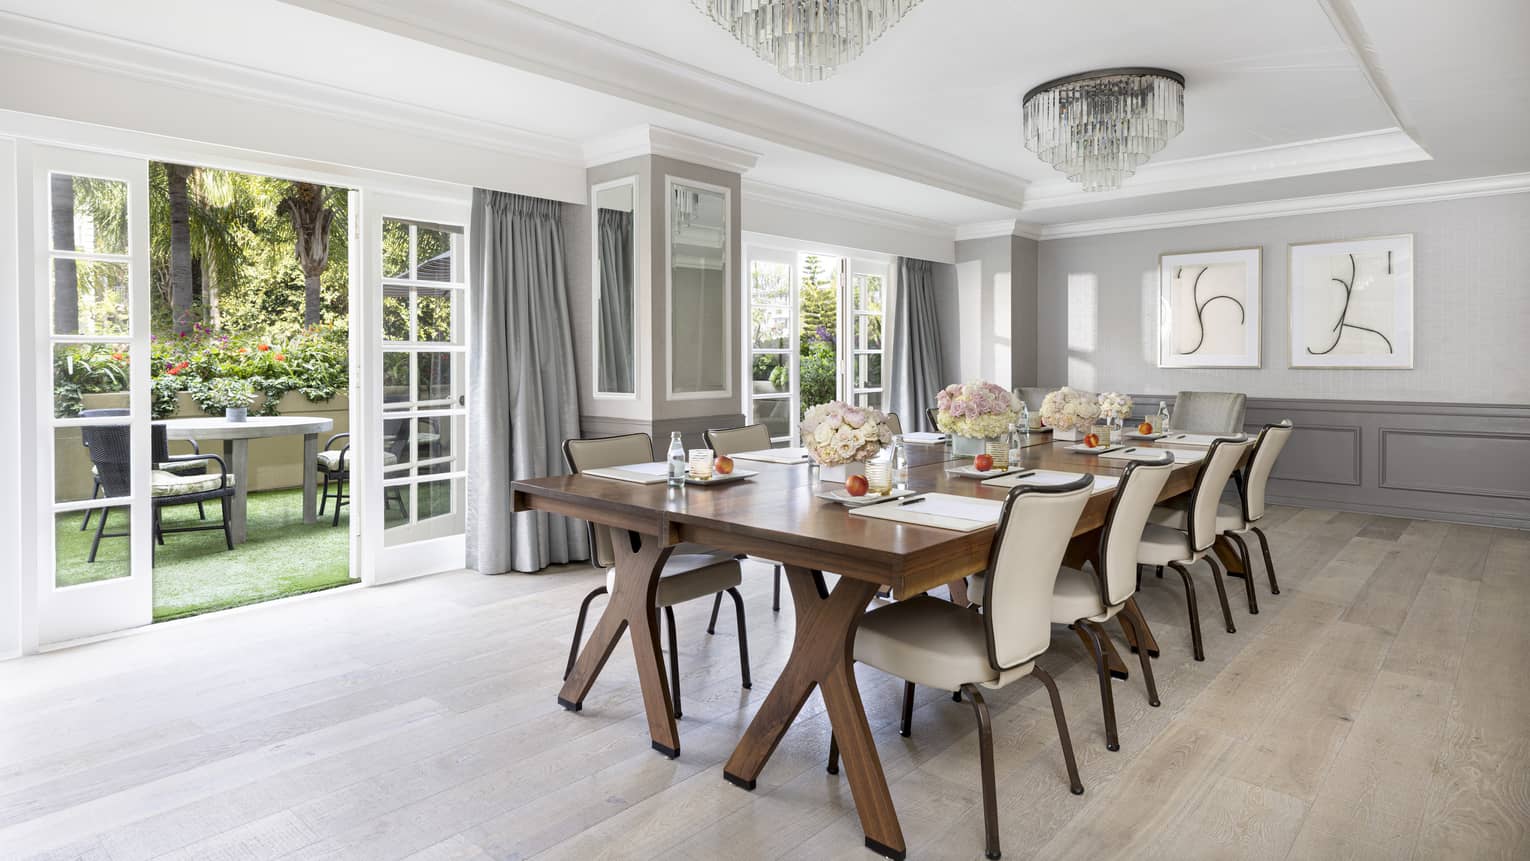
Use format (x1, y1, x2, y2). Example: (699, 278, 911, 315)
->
(1083, 433, 1100, 448)
(1138, 421, 1154, 435)
(973, 453, 994, 471)
(714, 455, 734, 475)
(845, 475, 869, 497)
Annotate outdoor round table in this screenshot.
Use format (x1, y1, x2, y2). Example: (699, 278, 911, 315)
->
(159, 416, 335, 545)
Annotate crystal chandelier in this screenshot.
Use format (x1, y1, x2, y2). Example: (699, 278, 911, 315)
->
(692, 0, 925, 83)
(1022, 68, 1185, 191)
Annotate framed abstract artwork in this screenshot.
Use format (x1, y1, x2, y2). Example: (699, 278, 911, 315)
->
(1289, 235, 1414, 369)
(1158, 247, 1262, 368)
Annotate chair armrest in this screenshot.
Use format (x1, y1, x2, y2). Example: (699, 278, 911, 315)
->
(167, 452, 231, 488)
(324, 432, 351, 451)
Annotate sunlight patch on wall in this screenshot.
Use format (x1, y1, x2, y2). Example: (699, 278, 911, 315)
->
(1067, 272, 1097, 389)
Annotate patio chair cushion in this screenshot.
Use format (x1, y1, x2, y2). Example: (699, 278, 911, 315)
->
(157, 460, 207, 475)
(317, 450, 398, 472)
(151, 470, 234, 497)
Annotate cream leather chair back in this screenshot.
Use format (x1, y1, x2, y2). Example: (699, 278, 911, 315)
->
(1189, 438, 1254, 552)
(1243, 421, 1294, 523)
(884, 413, 903, 438)
(705, 424, 771, 456)
(1098, 457, 1175, 606)
(983, 476, 1093, 671)
(562, 433, 654, 569)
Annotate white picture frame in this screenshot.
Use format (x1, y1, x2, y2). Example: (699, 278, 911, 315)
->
(1158, 247, 1262, 368)
(1289, 235, 1414, 369)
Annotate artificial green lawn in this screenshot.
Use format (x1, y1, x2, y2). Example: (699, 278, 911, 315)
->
(55, 487, 355, 622)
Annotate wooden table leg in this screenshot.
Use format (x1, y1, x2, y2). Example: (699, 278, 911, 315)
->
(947, 576, 970, 607)
(724, 565, 906, 860)
(224, 438, 249, 545)
(557, 529, 680, 757)
(1119, 596, 1161, 658)
(1088, 621, 1130, 680)
(302, 432, 319, 524)
(1214, 535, 1246, 577)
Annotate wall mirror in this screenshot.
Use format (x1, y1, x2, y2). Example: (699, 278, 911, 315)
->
(666, 178, 731, 398)
(592, 176, 638, 396)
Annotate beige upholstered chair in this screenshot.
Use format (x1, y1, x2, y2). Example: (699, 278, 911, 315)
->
(1052, 456, 1174, 752)
(703, 423, 787, 614)
(1169, 391, 1247, 435)
(925, 406, 941, 433)
(884, 412, 903, 438)
(1137, 437, 1254, 660)
(830, 475, 1095, 859)
(563, 433, 750, 718)
(1151, 421, 1293, 614)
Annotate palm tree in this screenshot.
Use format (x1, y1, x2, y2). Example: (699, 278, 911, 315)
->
(166, 163, 196, 333)
(282, 182, 334, 327)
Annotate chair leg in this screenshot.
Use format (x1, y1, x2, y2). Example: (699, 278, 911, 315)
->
(1117, 606, 1161, 707)
(1205, 557, 1237, 634)
(727, 586, 751, 689)
(318, 473, 328, 516)
(88, 506, 110, 563)
(333, 477, 345, 527)
(564, 586, 608, 680)
(1031, 666, 1084, 796)
(219, 499, 233, 551)
(899, 680, 915, 738)
(707, 591, 723, 635)
(154, 508, 165, 545)
(80, 479, 102, 530)
(1156, 565, 1164, 579)
(664, 604, 682, 719)
(827, 731, 839, 774)
(1077, 622, 1120, 751)
(1251, 526, 1280, 595)
(1166, 561, 1205, 661)
(772, 564, 782, 612)
(1225, 531, 1259, 614)
(959, 683, 1002, 860)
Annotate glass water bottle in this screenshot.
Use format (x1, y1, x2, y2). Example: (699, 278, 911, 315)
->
(667, 432, 686, 488)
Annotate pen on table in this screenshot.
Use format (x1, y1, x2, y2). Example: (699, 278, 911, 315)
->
(899, 496, 927, 506)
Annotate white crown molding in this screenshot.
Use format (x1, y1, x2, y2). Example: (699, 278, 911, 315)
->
(743, 180, 954, 240)
(585, 125, 760, 174)
(1038, 171, 1530, 240)
(953, 219, 1043, 242)
(0, 11, 583, 167)
(1319, 0, 1412, 135)
(1023, 128, 1430, 211)
(279, 0, 1029, 209)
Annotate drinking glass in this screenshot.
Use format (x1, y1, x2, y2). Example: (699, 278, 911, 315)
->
(687, 449, 714, 480)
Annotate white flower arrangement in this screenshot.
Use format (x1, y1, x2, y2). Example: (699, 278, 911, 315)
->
(1039, 387, 1101, 433)
(935, 381, 1022, 440)
(800, 401, 892, 466)
(1097, 392, 1134, 421)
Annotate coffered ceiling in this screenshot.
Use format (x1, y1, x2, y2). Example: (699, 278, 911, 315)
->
(2, 0, 1526, 233)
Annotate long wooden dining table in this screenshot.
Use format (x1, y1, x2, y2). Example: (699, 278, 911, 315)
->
(511, 433, 1241, 859)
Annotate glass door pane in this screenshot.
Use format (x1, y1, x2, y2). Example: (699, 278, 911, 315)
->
(797, 253, 840, 416)
(36, 150, 154, 645)
(748, 254, 795, 443)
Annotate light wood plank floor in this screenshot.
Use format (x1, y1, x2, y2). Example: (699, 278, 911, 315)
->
(2, 506, 1527, 860)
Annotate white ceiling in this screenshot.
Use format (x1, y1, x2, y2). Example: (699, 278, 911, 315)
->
(2, 0, 1527, 233)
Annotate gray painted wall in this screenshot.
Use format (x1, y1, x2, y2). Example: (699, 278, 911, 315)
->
(1036, 193, 1530, 403)
(1012, 235, 1039, 388)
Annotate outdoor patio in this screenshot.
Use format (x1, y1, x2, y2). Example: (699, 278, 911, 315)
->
(55, 487, 354, 622)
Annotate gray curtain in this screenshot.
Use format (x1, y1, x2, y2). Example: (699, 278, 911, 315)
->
(888, 257, 945, 432)
(596, 208, 634, 393)
(468, 189, 589, 574)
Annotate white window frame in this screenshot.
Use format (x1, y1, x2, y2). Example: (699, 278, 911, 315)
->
(590, 175, 641, 401)
(664, 175, 733, 401)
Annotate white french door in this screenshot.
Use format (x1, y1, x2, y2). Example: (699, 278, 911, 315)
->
(359, 190, 471, 584)
(744, 245, 888, 445)
(29, 145, 153, 645)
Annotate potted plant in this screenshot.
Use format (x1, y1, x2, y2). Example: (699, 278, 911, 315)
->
(935, 381, 1022, 457)
(1038, 387, 1101, 442)
(800, 401, 892, 482)
(189, 377, 257, 422)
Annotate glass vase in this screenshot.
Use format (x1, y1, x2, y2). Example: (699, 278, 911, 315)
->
(983, 438, 1010, 470)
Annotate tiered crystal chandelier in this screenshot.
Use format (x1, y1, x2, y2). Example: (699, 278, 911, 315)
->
(1022, 68, 1185, 191)
(692, 0, 925, 83)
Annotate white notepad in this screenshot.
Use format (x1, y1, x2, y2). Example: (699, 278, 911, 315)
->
(729, 447, 809, 464)
(1156, 433, 1245, 448)
(849, 492, 1004, 532)
(582, 462, 671, 484)
(900, 432, 949, 444)
(1097, 448, 1205, 464)
(981, 469, 1120, 494)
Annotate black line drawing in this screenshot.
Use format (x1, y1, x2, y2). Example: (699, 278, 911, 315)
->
(1176, 265, 1246, 355)
(1307, 253, 1393, 355)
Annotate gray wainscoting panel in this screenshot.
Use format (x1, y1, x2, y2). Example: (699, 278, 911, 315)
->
(1131, 394, 1530, 530)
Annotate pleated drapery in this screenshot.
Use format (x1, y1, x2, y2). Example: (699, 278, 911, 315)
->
(888, 257, 946, 432)
(596, 208, 635, 393)
(467, 190, 588, 573)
